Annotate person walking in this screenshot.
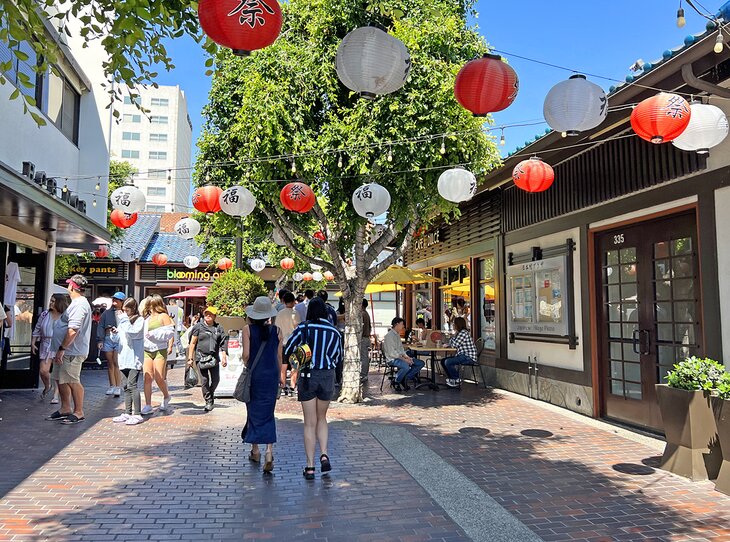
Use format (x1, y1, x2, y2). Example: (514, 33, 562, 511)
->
(294, 289, 314, 322)
(360, 299, 372, 383)
(46, 275, 92, 425)
(97, 292, 125, 397)
(284, 297, 342, 480)
(276, 291, 300, 396)
(440, 317, 478, 387)
(187, 306, 228, 412)
(113, 298, 145, 425)
(241, 297, 282, 473)
(32, 293, 68, 402)
(141, 295, 175, 415)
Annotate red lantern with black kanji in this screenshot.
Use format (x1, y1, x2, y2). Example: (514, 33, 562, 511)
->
(302, 272, 313, 281)
(631, 92, 691, 144)
(110, 210, 138, 229)
(454, 54, 519, 116)
(312, 230, 326, 248)
(323, 271, 334, 281)
(280, 257, 295, 270)
(193, 186, 223, 214)
(94, 245, 109, 259)
(280, 182, 316, 213)
(152, 253, 168, 266)
(217, 257, 233, 271)
(198, 0, 283, 56)
(512, 158, 555, 193)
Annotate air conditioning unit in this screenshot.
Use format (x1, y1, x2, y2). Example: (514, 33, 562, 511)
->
(69, 194, 78, 207)
(45, 177, 57, 195)
(34, 171, 47, 187)
(76, 200, 86, 214)
(22, 161, 36, 181)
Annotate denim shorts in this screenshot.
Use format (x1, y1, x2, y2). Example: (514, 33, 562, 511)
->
(297, 368, 336, 402)
(102, 334, 121, 353)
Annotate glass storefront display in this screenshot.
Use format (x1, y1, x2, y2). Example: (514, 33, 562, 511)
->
(439, 263, 470, 333)
(479, 256, 496, 350)
(414, 282, 432, 328)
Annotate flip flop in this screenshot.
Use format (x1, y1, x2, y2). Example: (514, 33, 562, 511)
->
(61, 414, 85, 425)
(45, 410, 71, 421)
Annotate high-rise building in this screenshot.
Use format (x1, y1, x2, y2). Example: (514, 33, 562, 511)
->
(110, 85, 192, 213)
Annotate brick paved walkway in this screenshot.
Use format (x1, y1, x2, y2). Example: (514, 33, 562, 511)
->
(1, 365, 729, 541)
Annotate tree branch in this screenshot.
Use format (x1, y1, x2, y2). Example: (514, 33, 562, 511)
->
(363, 221, 398, 264)
(312, 199, 348, 282)
(365, 218, 421, 282)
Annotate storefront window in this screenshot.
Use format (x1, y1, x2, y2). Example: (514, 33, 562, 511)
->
(479, 257, 496, 350)
(414, 283, 432, 328)
(439, 263, 470, 333)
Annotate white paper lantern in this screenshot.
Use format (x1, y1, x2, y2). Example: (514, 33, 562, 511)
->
(119, 248, 137, 263)
(174, 218, 201, 240)
(220, 186, 256, 217)
(293, 272, 304, 282)
(183, 255, 200, 269)
(251, 258, 266, 272)
(352, 183, 391, 218)
(437, 168, 477, 203)
(272, 229, 287, 246)
(336, 26, 411, 99)
(312, 271, 323, 282)
(110, 186, 146, 213)
(672, 102, 729, 154)
(543, 75, 607, 135)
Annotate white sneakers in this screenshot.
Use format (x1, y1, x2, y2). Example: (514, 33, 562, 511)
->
(159, 396, 172, 411)
(140, 405, 154, 416)
(113, 387, 121, 397)
(445, 378, 461, 388)
(113, 413, 131, 423)
(125, 415, 143, 425)
(105, 387, 115, 395)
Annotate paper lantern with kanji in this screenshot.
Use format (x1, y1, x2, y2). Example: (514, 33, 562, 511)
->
(512, 158, 555, 193)
(152, 253, 168, 266)
(220, 185, 256, 217)
(94, 245, 109, 259)
(110, 210, 138, 229)
(437, 168, 477, 203)
(250, 258, 266, 272)
(174, 217, 201, 240)
(311, 271, 323, 282)
(192, 186, 223, 214)
(280, 257, 295, 270)
(454, 54, 519, 116)
(352, 183, 391, 218)
(671, 102, 729, 154)
(217, 257, 233, 271)
(543, 75, 607, 135)
(323, 271, 335, 281)
(302, 272, 314, 281)
(119, 248, 137, 263)
(110, 186, 146, 213)
(183, 256, 200, 269)
(198, 0, 283, 56)
(293, 272, 304, 281)
(631, 92, 691, 144)
(280, 182, 316, 213)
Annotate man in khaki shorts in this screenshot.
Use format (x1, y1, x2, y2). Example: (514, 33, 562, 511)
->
(46, 274, 92, 425)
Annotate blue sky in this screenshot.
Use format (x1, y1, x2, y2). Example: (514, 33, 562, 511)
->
(153, 0, 714, 162)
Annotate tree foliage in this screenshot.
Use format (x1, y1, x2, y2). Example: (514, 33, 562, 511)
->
(206, 269, 267, 317)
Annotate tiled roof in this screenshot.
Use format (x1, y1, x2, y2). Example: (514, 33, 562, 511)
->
(159, 212, 192, 233)
(140, 232, 209, 263)
(110, 214, 161, 258)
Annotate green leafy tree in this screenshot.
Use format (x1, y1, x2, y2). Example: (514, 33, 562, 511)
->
(206, 269, 267, 317)
(197, 0, 501, 402)
(108, 160, 136, 241)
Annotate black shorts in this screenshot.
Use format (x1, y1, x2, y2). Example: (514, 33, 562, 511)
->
(297, 368, 336, 402)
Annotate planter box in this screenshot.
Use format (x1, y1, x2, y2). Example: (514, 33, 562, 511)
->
(216, 316, 247, 334)
(655, 384, 723, 481)
(712, 397, 730, 495)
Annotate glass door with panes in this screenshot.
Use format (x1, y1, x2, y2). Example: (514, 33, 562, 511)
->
(596, 212, 701, 431)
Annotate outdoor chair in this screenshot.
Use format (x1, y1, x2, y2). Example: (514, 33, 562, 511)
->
(379, 343, 398, 391)
(458, 337, 488, 389)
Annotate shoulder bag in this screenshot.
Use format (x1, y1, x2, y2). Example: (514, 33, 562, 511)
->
(233, 336, 269, 403)
(196, 323, 222, 370)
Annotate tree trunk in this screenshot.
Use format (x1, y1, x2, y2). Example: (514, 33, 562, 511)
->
(337, 289, 366, 403)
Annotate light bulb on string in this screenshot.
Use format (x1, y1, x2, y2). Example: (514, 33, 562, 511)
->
(291, 159, 297, 174)
(92, 199, 97, 207)
(62, 180, 68, 193)
(715, 32, 724, 54)
(387, 146, 393, 162)
(499, 129, 506, 146)
(440, 137, 446, 155)
(337, 153, 343, 168)
(676, 7, 686, 28)
(95, 177, 101, 191)
(167, 169, 172, 185)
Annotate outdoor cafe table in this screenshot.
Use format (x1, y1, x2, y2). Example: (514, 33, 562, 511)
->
(408, 345, 456, 391)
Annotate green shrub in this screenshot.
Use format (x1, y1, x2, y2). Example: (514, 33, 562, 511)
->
(717, 373, 730, 400)
(665, 356, 726, 391)
(206, 269, 267, 318)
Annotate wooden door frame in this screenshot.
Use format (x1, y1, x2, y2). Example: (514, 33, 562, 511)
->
(588, 203, 698, 419)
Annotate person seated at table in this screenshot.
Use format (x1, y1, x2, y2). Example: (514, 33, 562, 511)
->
(440, 317, 478, 388)
(382, 317, 425, 392)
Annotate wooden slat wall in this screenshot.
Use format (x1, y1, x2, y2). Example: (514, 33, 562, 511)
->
(502, 136, 707, 233)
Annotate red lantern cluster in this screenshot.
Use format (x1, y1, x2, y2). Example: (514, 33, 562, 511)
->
(454, 54, 519, 117)
(302, 272, 313, 281)
(323, 271, 335, 281)
(512, 158, 555, 193)
(280, 182, 316, 213)
(193, 186, 223, 214)
(280, 257, 295, 270)
(198, 0, 283, 56)
(110, 210, 138, 229)
(217, 257, 233, 271)
(630, 92, 691, 144)
(94, 245, 109, 259)
(152, 253, 168, 266)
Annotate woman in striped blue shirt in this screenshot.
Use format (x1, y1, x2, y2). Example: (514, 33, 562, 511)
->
(284, 297, 342, 480)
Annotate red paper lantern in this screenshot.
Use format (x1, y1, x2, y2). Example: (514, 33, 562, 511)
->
(193, 186, 223, 214)
(323, 271, 334, 281)
(152, 253, 168, 266)
(198, 0, 283, 56)
(94, 245, 109, 259)
(512, 158, 555, 193)
(110, 210, 138, 229)
(302, 272, 313, 281)
(280, 257, 295, 270)
(280, 182, 316, 213)
(454, 54, 519, 116)
(217, 257, 233, 271)
(630, 92, 691, 144)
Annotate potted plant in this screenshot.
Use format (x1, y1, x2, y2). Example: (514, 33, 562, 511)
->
(712, 373, 730, 494)
(656, 356, 725, 481)
(206, 269, 268, 332)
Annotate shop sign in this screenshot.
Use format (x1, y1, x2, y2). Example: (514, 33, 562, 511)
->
(164, 268, 222, 282)
(69, 264, 120, 278)
(215, 335, 244, 398)
(412, 230, 441, 252)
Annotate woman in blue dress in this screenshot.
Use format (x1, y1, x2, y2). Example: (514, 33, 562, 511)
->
(241, 296, 283, 473)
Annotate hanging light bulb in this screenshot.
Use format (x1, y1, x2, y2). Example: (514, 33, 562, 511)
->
(167, 170, 172, 185)
(337, 153, 343, 168)
(440, 137, 446, 154)
(205, 169, 210, 182)
(715, 32, 725, 54)
(92, 199, 97, 207)
(291, 159, 297, 174)
(561, 131, 568, 138)
(95, 177, 101, 191)
(387, 146, 393, 162)
(499, 129, 506, 146)
(676, 7, 686, 28)
(62, 182, 68, 193)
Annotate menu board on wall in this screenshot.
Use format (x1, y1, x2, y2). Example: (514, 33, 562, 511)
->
(507, 255, 568, 337)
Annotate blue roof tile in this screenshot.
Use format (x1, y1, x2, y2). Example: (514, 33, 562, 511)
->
(141, 232, 209, 263)
(110, 214, 161, 258)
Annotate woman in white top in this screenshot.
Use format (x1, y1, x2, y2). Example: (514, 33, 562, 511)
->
(113, 298, 146, 425)
(141, 295, 175, 415)
(31, 294, 68, 401)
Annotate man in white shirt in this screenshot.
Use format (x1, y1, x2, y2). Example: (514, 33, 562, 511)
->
(382, 317, 425, 392)
(294, 289, 314, 322)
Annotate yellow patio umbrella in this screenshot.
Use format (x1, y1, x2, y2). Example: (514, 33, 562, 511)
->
(369, 265, 439, 317)
(334, 283, 405, 296)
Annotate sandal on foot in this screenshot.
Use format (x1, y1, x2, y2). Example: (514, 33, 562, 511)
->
(249, 450, 261, 463)
(60, 414, 85, 425)
(320, 454, 331, 473)
(45, 410, 71, 421)
(263, 452, 274, 473)
(303, 466, 315, 480)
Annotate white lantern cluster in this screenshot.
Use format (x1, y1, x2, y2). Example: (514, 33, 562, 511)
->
(110, 186, 146, 213)
(119, 248, 137, 263)
(250, 258, 266, 272)
(174, 218, 201, 240)
(312, 271, 324, 282)
(183, 255, 200, 269)
(672, 102, 729, 154)
(293, 272, 304, 282)
(220, 186, 256, 217)
(336, 26, 411, 99)
(352, 182, 391, 218)
(437, 168, 477, 203)
(543, 75, 607, 136)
